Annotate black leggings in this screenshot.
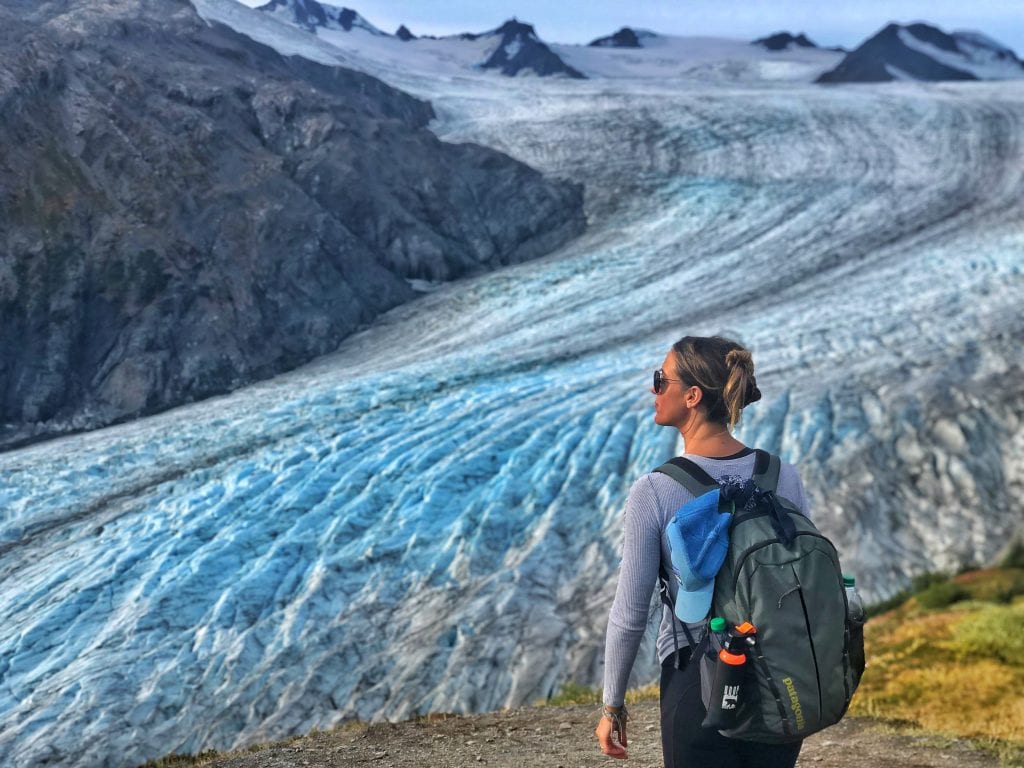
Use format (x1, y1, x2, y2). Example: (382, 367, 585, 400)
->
(660, 649, 802, 768)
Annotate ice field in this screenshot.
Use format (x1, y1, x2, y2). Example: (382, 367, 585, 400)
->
(2, 4, 1023, 766)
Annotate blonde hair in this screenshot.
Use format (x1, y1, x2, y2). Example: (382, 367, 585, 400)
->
(671, 336, 761, 428)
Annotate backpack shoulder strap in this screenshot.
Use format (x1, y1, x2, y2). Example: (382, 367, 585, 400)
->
(752, 449, 781, 493)
(654, 456, 717, 667)
(654, 456, 720, 497)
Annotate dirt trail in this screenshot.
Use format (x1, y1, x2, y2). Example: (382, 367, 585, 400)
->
(194, 703, 1000, 768)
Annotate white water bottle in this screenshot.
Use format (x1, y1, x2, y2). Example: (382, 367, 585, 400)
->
(844, 575, 866, 622)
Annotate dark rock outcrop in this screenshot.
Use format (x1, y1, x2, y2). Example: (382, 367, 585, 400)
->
(396, 24, 415, 41)
(478, 20, 586, 79)
(257, 0, 385, 35)
(0, 0, 586, 448)
(817, 23, 979, 83)
(588, 27, 641, 48)
(753, 32, 817, 51)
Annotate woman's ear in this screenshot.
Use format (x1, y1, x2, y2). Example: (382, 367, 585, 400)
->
(685, 385, 703, 408)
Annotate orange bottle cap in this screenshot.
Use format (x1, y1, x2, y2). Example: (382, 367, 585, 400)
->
(735, 621, 756, 635)
(719, 649, 746, 665)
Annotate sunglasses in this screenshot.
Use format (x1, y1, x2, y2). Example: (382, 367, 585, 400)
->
(653, 368, 686, 395)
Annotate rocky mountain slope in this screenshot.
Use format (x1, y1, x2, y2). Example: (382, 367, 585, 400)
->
(256, 0, 385, 35)
(0, 0, 584, 448)
(753, 31, 818, 51)
(478, 19, 586, 78)
(588, 27, 644, 48)
(818, 22, 1024, 82)
(256, 1, 585, 79)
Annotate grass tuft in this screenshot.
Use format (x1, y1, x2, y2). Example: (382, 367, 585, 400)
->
(543, 682, 602, 707)
(134, 750, 223, 768)
(540, 680, 660, 709)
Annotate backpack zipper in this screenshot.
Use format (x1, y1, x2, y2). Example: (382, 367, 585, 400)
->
(730, 507, 804, 526)
(730, 532, 836, 593)
(792, 564, 824, 726)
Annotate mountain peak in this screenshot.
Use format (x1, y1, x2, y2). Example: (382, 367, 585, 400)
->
(816, 21, 1024, 83)
(753, 31, 817, 51)
(588, 27, 642, 48)
(478, 18, 585, 79)
(491, 19, 539, 40)
(256, 0, 386, 36)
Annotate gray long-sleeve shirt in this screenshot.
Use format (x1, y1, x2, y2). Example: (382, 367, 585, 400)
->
(602, 451, 810, 707)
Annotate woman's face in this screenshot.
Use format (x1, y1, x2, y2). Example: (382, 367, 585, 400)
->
(652, 351, 701, 429)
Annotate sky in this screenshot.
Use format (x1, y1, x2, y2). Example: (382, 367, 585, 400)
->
(238, 0, 1024, 52)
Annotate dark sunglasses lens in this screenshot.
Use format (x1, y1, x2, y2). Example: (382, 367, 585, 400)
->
(653, 370, 664, 393)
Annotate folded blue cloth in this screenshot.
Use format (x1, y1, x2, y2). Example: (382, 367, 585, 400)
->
(666, 488, 733, 622)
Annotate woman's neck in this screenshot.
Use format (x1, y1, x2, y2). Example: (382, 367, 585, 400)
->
(680, 420, 745, 458)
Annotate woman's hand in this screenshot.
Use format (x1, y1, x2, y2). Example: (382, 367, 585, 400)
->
(595, 705, 628, 759)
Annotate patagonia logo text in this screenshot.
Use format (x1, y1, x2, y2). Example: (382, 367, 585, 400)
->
(781, 677, 806, 731)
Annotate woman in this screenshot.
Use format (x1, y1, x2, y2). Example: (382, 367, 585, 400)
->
(594, 335, 810, 768)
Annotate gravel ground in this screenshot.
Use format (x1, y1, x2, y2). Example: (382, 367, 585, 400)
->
(192, 704, 1001, 768)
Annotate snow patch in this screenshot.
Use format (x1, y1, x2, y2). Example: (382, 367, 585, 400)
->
(898, 26, 1023, 80)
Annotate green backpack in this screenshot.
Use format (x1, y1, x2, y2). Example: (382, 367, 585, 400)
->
(656, 450, 866, 743)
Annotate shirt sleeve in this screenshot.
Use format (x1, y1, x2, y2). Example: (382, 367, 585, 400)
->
(779, 462, 812, 518)
(602, 475, 662, 706)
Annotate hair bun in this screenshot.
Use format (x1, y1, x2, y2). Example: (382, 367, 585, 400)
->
(725, 348, 754, 376)
(746, 379, 762, 405)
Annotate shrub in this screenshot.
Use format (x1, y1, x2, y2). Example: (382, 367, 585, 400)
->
(993, 578, 1024, 605)
(1001, 539, 1024, 570)
(867, 589, 912, 618)
(916, 581, 970, 610)
(866, 571, 963, 617)
(911, 571, 951, 592)
(952, 568, 1024, 605)
(951, 603, 1024, 666)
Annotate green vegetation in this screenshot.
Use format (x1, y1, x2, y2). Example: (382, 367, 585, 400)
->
(135, 750, 223, 768)
(1002, 540, 1024, 570)
(866, 571, 951, 617)
(915, 580, 970, 609)
(852, 567, 1024, 766)
(540, 680, 659, 708)
(544, 681, 602, 706)
(952, 603, 1024, 664)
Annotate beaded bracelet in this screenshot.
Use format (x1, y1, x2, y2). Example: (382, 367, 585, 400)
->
(601, 704, 628, 729)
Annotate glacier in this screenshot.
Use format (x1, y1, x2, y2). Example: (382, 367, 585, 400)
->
(1, 3, 1023, 766)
